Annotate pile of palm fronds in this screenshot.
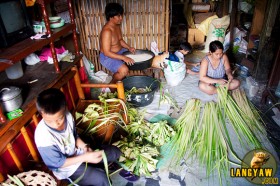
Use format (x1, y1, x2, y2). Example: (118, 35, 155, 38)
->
(162, 87, 266, 185)
(75, 97, 128, 138)
(113, 109, 176, 176)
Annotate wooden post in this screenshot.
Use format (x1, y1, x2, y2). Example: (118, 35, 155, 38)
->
(72, 66, 85, 100)
(67, 0, 80, 55)
(7, 143, 23, 172)
(229, 0, 238, 52)
(37, 0, 60, 73)
(32, 114, 39, 126)
(20, 127, 39, 162)
(116, 81, 125, 101)
(0, 173, 4, 182)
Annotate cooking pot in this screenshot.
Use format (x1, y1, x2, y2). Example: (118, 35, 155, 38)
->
(122, 76, 159, 107)
(123, 49, 155, 70)
(0, 86, 23, 112)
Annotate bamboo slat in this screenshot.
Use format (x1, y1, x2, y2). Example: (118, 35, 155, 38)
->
(75, 0, 169, 76)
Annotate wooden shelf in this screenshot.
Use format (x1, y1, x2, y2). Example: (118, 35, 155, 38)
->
(0, 0, 81, 129)
(0, 55, 82, 108)
(0, 54, 82, 135)
(0, 23, 75, 71)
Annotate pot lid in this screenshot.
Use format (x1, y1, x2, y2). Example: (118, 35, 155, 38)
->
(0, 86, 21, 101)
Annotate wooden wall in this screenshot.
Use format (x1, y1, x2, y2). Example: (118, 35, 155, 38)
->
(75, 0, 170, 74)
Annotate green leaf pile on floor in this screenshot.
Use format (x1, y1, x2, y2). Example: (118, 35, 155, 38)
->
(113, 109, 176, 176)
(162, 87, 267, 185)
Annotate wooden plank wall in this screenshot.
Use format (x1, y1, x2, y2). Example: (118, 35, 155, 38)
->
(75, 0, 170, 75)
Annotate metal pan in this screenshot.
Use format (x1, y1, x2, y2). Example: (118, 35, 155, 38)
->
(123, 49, 155, 70)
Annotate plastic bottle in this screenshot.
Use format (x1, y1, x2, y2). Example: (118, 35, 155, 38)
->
(89, 63, 95, 78)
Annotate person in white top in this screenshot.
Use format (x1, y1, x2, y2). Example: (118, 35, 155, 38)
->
(174, 42, 200, 75)
(35, 88, 125, 185)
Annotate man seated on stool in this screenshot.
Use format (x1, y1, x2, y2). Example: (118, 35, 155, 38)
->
(99, 2, 136, 86)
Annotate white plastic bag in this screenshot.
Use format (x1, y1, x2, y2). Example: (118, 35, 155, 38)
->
(223, 27, 246, 52)
(82, 53, 95, 78)
(151, 41, 160, 56)
(164, 60, 186, 86)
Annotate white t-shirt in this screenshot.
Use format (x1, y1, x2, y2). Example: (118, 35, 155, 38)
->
(35, 111, 83, 180)
(174, 50, 184, 62)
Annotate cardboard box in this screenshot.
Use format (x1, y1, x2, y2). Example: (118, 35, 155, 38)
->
(188, 28, 205, 46)
(194, 12, 216, 24)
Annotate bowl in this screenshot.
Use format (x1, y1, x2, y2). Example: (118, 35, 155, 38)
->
(49, 16, 61, 23)
(50, 19, 65, 29)
(123, 49, 155, 70)
(122, 76, 159, 107)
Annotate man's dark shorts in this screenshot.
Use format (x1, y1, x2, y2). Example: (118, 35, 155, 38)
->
(100, 48, 127, 73)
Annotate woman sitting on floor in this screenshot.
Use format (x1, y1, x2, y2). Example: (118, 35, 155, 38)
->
(199, 40, 240, 95)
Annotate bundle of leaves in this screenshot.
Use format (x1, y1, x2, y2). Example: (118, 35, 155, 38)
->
(163, 87, 267, 185)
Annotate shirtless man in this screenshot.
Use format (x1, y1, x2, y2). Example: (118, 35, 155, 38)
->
(100, 2, 136, 84)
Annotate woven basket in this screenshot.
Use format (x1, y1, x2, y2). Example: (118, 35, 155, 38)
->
(4, 170, 57, 186)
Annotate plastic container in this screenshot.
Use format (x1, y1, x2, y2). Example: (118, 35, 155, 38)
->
(249, 82, 259, 97)
(239, 66, 249, 78)
(122, 76, 159, 107)
(246, 76, 259, 97)
(5, 61, 24, 79)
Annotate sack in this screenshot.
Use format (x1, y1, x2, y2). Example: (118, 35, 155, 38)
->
(198, 15, 218, 36)
(164, 60, 186, 86)
(202, 15, 230, 53)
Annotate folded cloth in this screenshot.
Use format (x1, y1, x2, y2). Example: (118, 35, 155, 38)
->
(39, 46, 66, 61)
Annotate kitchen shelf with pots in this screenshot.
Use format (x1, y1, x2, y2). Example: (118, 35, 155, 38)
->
(0, 0, 82, 127)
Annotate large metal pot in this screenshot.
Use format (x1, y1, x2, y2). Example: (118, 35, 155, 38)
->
(122, 76, 159, 107)
(123, 49, 155, 70)
(0, 86, 22, 112)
